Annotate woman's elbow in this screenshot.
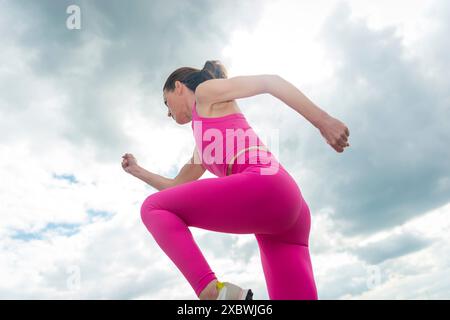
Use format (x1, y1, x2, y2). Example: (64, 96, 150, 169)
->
(265, 74, 283, 95)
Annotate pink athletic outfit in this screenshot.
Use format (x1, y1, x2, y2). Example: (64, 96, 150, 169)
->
(140, 100, 318, 299)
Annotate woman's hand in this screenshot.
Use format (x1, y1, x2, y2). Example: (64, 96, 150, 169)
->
(317, 115, 350, 153)
(121, 153, 140, 174)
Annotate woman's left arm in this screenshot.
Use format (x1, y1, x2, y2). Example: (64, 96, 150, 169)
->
(266, 75, 329, 128)
(196, 74, 327, 127)
(266, 75, 350, 153)
(196, 74, 350, 153)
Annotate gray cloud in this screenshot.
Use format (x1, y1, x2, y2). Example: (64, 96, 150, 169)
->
(283, 1, 450, 236)
(352, 232, 434, 265)
(1, 0, 266, 161)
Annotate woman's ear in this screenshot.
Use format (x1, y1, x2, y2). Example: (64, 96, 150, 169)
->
(174, 80, 183, 92)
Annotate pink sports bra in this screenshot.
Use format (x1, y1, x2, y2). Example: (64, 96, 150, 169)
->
(191, 100, 273, 177)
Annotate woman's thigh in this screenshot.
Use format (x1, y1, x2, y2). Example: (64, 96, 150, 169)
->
(140, 169, 301, 235)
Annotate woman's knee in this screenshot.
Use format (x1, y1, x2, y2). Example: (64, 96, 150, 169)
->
(140, 193, 163, 223)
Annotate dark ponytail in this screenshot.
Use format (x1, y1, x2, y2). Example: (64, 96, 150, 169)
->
(163, 60, 228, 93)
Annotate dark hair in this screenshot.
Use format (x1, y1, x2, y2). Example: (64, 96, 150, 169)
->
(163, 60, 228, 94)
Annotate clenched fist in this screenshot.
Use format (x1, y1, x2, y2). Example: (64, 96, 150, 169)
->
(318, 115, 350, 153)
(121, 153, 139, 174)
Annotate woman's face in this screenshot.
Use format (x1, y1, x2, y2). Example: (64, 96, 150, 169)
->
(163, 81, 191, 124)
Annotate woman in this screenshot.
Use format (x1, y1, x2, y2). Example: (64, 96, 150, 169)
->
(121, 60, 350, 300)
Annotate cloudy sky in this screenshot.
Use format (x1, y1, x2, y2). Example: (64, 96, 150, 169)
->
(1, 0, 449, 299)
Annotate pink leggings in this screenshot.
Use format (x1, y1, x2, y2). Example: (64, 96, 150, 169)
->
(140, 164, 318, 299)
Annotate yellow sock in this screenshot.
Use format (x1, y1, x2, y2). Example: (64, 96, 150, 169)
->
(216, 281, 224, 290)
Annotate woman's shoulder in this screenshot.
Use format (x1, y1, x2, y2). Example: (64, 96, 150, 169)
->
(195, 98, 242, 118)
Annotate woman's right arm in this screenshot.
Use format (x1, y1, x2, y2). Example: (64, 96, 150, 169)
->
(123, 148, 206, 191)
(127, 166, 174, 191)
